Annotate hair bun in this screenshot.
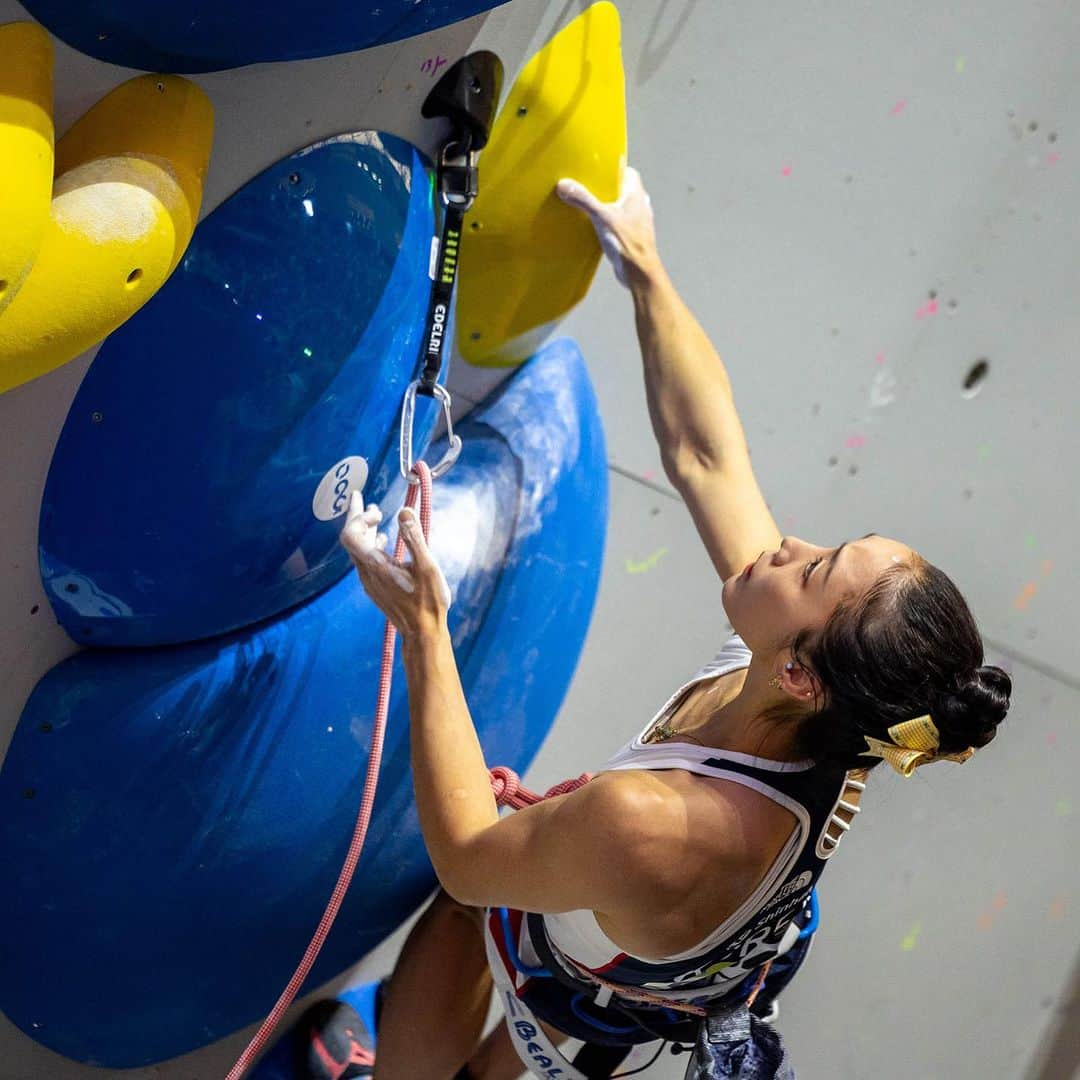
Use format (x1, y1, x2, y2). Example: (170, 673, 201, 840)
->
(930, 665, 1012, 751)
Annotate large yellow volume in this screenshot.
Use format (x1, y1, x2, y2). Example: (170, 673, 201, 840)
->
(0, 22, 54, 318)
(0, 74, 214, 395)
(455, 1, 626, 367)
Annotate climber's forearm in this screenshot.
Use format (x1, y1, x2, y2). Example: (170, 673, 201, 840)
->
(630, 261, 750, 482)
(401, 625, 500, 893)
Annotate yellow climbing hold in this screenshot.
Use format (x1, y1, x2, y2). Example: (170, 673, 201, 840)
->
(456, 1, 626, 367)
(0, 22, 54, 318)
(0, 74, 214, 395)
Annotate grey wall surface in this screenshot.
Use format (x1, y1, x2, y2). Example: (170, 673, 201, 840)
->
(1, 0, 1077, 1077)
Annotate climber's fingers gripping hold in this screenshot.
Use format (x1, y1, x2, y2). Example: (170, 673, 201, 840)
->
(556, 166, 658, 288)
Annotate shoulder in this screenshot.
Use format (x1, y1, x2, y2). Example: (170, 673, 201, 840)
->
(583, 771, 760, 895)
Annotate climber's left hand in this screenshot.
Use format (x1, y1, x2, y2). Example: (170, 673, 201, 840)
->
(341, 492, 452, 641)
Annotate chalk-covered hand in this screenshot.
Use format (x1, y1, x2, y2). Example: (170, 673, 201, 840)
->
(555, 167, 659, 288)
(340, 492, 452, 641)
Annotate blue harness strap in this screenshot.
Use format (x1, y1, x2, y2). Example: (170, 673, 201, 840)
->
(497, 907, 552, 978)
(798, 888, 819, 939)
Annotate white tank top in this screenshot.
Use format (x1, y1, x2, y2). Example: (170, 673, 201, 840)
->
(540, 633, 818, 973)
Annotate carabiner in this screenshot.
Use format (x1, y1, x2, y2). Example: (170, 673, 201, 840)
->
(438, 138, 480, 212)
(399, 380, 463, 485)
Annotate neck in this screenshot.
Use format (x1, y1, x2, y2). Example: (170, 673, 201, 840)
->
(701, 660, 811, 762)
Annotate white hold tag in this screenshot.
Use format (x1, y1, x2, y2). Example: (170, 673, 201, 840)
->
(312, 455, 369, 521)
(428, 235, 440, 281)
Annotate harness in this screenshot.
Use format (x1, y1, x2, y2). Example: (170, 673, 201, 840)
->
(484, 895, 816, 1079)
(482, 743, 852, 1080)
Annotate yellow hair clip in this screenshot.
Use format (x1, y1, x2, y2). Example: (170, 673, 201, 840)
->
(860, 714, 976, 778)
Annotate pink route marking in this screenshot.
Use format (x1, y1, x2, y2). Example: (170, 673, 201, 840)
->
(891, 100, 908, 115)
(1047, 152, 1061, 166)
(845, 434, 867, 450)
(915, 299, 939, 320)
(781, 165, 793, 177)
(875, 352, 887, 366)
(1014, 583, 1038, 611)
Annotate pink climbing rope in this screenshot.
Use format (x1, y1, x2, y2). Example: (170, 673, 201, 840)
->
(224, 462, 434, 1079)
(488, 765, 594, 808)
(226, 462, 594, 1078)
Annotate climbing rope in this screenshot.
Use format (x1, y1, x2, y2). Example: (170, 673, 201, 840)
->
(225, 459, 594, 1077)
(226, 463, 435, 1078)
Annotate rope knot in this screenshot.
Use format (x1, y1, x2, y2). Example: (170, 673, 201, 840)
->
(488, 766, 522, 806)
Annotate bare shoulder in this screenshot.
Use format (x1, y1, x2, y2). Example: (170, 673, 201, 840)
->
(589, 769, 793, 956)
(584, 769, 767, 892)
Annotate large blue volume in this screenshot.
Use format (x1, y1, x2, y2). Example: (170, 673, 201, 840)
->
(19, 0, 510, 72)
(40, 132, 440, 648)
(1, 339, 608, 1066)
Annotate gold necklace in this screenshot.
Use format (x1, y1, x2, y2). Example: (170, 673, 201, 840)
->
(647, 719, 705, 745)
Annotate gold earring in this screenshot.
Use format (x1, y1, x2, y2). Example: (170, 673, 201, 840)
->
(769, 675, 783, 690)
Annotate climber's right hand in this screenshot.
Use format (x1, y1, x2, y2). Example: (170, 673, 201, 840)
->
(555, 167, 661, 289)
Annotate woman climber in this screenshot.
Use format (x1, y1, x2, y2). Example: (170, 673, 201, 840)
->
(336, 167, 1013, 1080)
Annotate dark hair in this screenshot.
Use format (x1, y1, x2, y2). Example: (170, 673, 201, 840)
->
(765, 555, 1012, 772)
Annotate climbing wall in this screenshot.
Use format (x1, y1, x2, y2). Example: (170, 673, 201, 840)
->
(2, 0, 1078, 1077)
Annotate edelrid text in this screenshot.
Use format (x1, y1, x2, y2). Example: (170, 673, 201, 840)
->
(429, 303, 447, 356)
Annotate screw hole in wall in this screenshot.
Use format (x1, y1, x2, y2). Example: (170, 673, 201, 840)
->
(962, 357, 990, 398)
(126, 268, 143, 288)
